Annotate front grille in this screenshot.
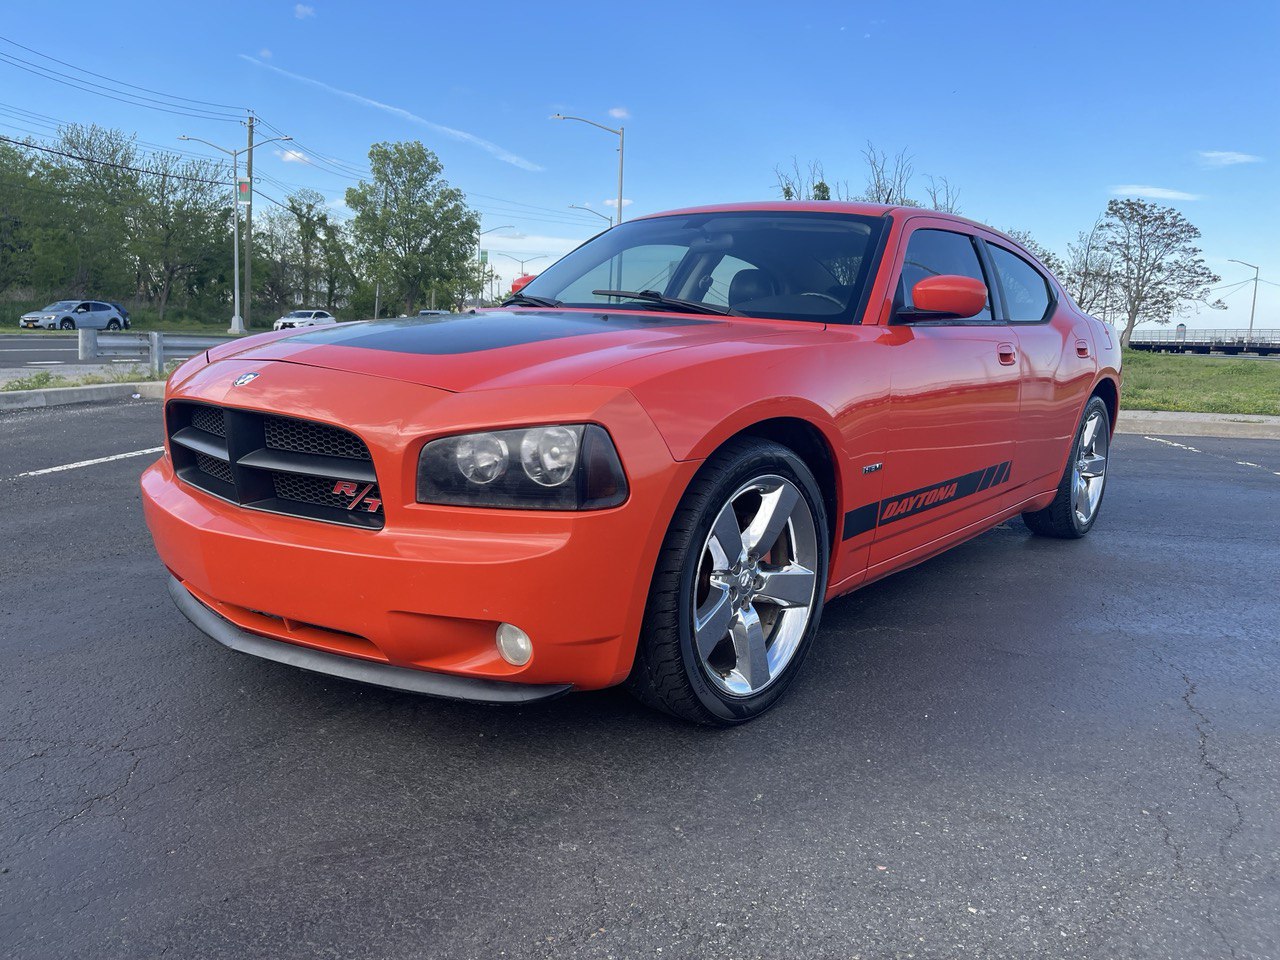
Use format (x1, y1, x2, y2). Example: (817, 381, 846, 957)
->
(190, 405, 225, 437)
(196, 452, 233, 484)
(272, 472, 382, 513)
(166, 401, 383, 529)
(265, 415, 371, 461)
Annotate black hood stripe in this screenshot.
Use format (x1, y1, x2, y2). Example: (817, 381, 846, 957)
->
(287, 310, 709, 356)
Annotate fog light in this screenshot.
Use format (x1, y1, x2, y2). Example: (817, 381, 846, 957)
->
(495, 622, 533, 666)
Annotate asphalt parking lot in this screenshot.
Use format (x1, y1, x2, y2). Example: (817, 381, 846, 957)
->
(2, 401, 1278, 960)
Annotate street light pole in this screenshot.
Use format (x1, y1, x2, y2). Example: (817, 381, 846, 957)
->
(178, 133, 292, 334)
(551, 114, 625, 223)
(1228, 259, 1260, 346)
(569, 205, 612, 226)
(496, 253, 547, 275)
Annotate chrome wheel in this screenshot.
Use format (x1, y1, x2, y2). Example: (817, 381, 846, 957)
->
(692, 475, 819, 697)
(1072, 408, 1109, 526)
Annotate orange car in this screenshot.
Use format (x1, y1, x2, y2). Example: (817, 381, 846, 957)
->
(142, 202, 1120, 724)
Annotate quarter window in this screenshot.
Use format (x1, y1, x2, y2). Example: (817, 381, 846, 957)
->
(989, 245, 1053, 322)
(896, 229, 993, 322)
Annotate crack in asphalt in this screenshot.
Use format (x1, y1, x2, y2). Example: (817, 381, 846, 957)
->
(1179, 671, 1246, 960)
(1179, 674, 1246, 858)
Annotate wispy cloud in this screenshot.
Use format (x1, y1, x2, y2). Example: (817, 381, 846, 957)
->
(259, 48, 272, 59)
(607, 106, 630, 120)
(239, 55, 542, 171)
(603, 197, 633, 209)
(295, 4, 314, 19)
(275, 148, 309, 164)
(1110, 184, 1200, 201)
(1198, 150, 1262, 167)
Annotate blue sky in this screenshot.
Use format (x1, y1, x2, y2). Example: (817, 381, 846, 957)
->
(2, 1, 1276, 327)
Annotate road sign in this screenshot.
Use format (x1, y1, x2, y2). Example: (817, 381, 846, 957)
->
(479, 249, 488, 264)
(236, 177, 252, 206)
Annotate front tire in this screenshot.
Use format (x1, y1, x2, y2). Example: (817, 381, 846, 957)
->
(628, 438, 829, 725)
(59, 318, 75, 330)
(1023, 395, 1111, 539)
(106, 319, 121, 331)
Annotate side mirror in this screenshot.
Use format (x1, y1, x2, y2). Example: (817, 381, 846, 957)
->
(901, 275, 988, 321)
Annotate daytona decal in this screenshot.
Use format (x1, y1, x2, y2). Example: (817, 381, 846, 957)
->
(842, 460, 1012, 540)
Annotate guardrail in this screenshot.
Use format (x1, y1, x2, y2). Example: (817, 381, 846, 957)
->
(78, 330, 240, 375)
(1128, 328, 1280, 356)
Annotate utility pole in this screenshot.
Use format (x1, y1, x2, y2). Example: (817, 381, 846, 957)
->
(244, 114, 255, 329)
(1228, 259, 1260, 346)
(179, 130, 290, 334)
(373, 184, 388, 321)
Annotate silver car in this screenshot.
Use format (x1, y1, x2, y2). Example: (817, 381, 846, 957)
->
(20, 300, 128, 331)
(273, 309, 338, 331)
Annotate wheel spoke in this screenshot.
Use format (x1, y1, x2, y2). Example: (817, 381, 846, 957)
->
(1078, 452, 1107, 479)
(1081, 413, 1100, 454)
(742, 484, 799, 556)
(731, 604, 770, 690)
(1073, 473, 1090, 517)
(753, 563, 816, 608)
(708, 502, 745, 568)
(694, 582, 734, 658)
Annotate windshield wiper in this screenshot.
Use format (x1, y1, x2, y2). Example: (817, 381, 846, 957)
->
(502, 292, 561, 308)
(592, 289, 736, 316)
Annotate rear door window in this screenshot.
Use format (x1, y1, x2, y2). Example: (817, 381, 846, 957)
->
(988, 245, 1053, 322)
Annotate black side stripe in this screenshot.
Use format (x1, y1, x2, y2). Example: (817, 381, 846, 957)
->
(842, 459, 1013, 540)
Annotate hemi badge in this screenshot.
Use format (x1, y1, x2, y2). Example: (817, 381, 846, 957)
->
(863, 462, 883, 474)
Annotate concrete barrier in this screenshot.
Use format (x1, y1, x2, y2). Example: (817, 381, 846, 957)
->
(0, 380, 166, 412)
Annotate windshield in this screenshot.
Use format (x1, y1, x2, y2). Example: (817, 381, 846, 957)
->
(286, 310, 311, 318)
(40, 301, 77, 311)
(519, 211, 886, 323)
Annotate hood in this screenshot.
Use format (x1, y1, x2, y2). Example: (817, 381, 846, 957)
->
(207, 309, 769, 393)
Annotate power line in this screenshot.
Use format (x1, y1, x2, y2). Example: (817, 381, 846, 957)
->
(0, 51, 243, 123)
(0, 134, 225, 184)
(0, 34, 248, 115)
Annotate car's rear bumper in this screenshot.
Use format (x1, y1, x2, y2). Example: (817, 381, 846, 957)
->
(166, 575, 572, 703)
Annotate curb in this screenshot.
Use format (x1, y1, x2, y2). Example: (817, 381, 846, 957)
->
(0, 381, 165, 411)
(1116, 410, 1280, 441)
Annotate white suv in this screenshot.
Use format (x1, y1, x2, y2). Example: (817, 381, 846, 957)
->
(274, 309, 338, 331)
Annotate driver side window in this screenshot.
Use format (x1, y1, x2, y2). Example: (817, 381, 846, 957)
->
(896, 229, 993, 322)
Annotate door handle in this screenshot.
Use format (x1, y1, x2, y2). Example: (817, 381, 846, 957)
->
(1075, 338, 1091, 358)
(997, 341, 1017, 365)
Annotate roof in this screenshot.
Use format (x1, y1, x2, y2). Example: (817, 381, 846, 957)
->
(634, 200, 900, 220)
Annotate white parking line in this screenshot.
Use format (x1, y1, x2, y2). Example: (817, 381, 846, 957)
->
(1142, 436, 1278, 479)
(26, 361, 64, 365)
(11, 447, 163, 479)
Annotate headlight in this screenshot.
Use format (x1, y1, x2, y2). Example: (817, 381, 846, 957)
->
(417, 424, 627, 510)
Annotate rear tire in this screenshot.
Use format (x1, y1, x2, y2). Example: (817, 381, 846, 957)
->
(59, 318, 75, 330)
(627, 437, 829, 725)
(1023, 395, 1111, 539)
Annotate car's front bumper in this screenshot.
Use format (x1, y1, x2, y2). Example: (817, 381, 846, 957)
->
(141, 360, 694, 696)
(166, 575, 572, 702)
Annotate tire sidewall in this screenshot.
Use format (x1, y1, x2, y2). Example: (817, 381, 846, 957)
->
(672, 445, 829, 723)
(1069, 396, 1111, 535)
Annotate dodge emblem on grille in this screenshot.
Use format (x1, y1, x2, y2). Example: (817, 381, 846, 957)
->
(332, 480, 382, 513)
(232, 372, 259, 387)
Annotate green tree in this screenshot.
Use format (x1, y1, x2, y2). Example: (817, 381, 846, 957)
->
(345, 141, 480, 314)
(1101, 199, 1222, 347)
